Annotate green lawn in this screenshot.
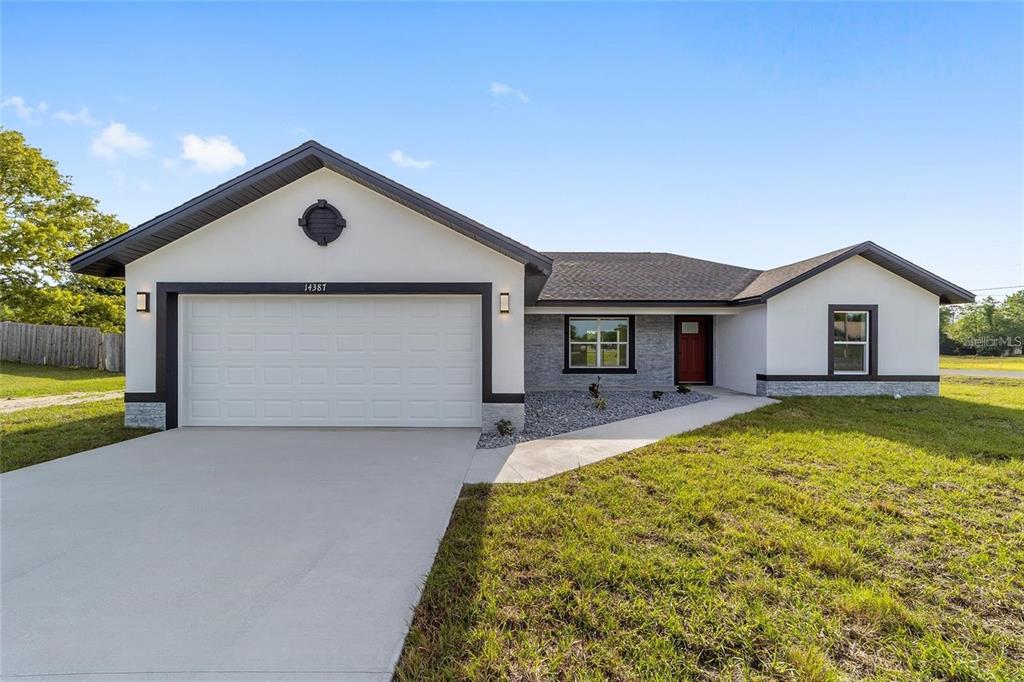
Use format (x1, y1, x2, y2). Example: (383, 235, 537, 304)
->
(1, 399, 155, 473)
(398, 377, 1024, 680)
(941, 355, 1024, 371)
(0, 361, 124, 399)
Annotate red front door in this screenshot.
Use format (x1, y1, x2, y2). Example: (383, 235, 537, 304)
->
(676, 316, 709, 383)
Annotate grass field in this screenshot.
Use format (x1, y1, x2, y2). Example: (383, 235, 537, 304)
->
(2, 395, 155, 471)
(0, 362, 124, 399)
(398, 377, 1024, 680)
(1, 398, 156, 473)
(940, 355, 1024, 371)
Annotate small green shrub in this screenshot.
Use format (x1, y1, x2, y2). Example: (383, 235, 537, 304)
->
(676, 384, 691, 394)
(593, 396, 607, 411)
(652, 390, 664, 400)
(496, 419, 515, 436)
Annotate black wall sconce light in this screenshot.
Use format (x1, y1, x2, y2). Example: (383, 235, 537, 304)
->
(136, 291, 150, 313)
(499, 292, 510, 314)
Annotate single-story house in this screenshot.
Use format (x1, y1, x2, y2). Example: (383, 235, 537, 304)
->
(70, 141, 975, 432)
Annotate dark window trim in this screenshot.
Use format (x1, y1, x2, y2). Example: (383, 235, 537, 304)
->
(757, 374, 938, 382)
(562, 314, 637, 374)
(673, 314, 714, 385)
(149, 282, 522, 429)
(828, 304, 878, 377)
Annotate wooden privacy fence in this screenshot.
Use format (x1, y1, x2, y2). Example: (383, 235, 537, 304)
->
(0, 322, 124, 373)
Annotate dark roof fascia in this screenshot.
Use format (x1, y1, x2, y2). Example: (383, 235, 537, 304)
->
(70, 141, 552, 277)
(69, 143, 323, 276)
(312, 144, 551, 274)
(531, 241, 974, 307)
(856, 242, 975, 304)
(735, 242, 975, 305)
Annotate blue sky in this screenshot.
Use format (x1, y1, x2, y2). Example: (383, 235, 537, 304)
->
(3, 2, 1021, 295)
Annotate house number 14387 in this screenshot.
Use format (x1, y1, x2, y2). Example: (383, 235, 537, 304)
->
(304, 282, 327, 293)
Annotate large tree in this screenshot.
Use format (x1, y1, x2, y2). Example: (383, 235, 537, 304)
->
(1, 129, 129, 331)
(945, 291, 1024, 355)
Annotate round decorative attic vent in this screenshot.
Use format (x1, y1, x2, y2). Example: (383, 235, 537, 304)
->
(298, 200, 346, 246)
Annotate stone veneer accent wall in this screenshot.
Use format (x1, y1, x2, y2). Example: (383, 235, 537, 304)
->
(756, 380, 938, 397)
(525, 314, 676, 390)
(125, 402, 166, 429)
(482, 403, 525, 433)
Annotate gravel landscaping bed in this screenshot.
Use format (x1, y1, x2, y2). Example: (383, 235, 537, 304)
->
(477, 389, 715, 449)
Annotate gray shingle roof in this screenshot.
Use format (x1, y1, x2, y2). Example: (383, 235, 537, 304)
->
(537, 242, 974, 305)
(730, 246, 852, 300)
(537, 252, 762, 302)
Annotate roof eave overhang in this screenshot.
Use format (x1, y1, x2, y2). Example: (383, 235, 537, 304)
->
(69, 141, 552, 277)
(748, 242, 975, 305)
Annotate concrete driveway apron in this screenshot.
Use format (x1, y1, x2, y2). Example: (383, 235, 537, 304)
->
(1, 426, 479, 681)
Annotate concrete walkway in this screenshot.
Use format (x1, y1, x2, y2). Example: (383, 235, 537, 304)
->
(0, 390, 123, 413)
(465, 387, 777, 483)
(941, 368, 1024, 379)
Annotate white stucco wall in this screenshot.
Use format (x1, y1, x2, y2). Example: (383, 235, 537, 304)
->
(124, 168, 525, 394)
(714, 305, 766, 394)
(765, 256, 939, 375)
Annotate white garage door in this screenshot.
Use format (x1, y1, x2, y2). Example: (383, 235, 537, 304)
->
(179, 295, 481, 427)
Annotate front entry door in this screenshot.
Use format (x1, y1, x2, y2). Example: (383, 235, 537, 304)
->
(676, 316, 709, 384)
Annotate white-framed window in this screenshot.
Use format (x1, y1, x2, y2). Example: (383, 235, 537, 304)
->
(567, 317, 630, 369)
(832, 310, 869, 374)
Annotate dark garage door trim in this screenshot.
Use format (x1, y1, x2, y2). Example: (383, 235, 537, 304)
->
(125, 282, 522, 429)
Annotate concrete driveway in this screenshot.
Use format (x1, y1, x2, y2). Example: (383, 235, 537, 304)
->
(1, 427, 479, 681)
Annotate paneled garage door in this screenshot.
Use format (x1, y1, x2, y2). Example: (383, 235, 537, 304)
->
(179, 295, 481, 427)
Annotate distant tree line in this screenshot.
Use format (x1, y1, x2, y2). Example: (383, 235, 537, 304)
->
(941, 291, 1024, 356)
(1, 129, 128, 332)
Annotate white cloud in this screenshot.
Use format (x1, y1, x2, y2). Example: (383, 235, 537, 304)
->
(179, 134, 246, 173)
(489, 81, 529, 103)
(53, 106, 99, 126)
(389, 149, 434, 169)
(2, 96, 48, 122)
(90, 122, 151, 161)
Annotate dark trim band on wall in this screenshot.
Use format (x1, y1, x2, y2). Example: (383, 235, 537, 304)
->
(561, 314, 637, 374)
(153, 282, 519, 429)
(486, 393, 526, 403)
(124, 392, 161, 402)
(756, 374, 939, 382)
(828, 304, 878, 377)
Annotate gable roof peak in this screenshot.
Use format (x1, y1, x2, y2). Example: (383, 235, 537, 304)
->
(70, 141, 551, 277)
(732, 241, 973, 304)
